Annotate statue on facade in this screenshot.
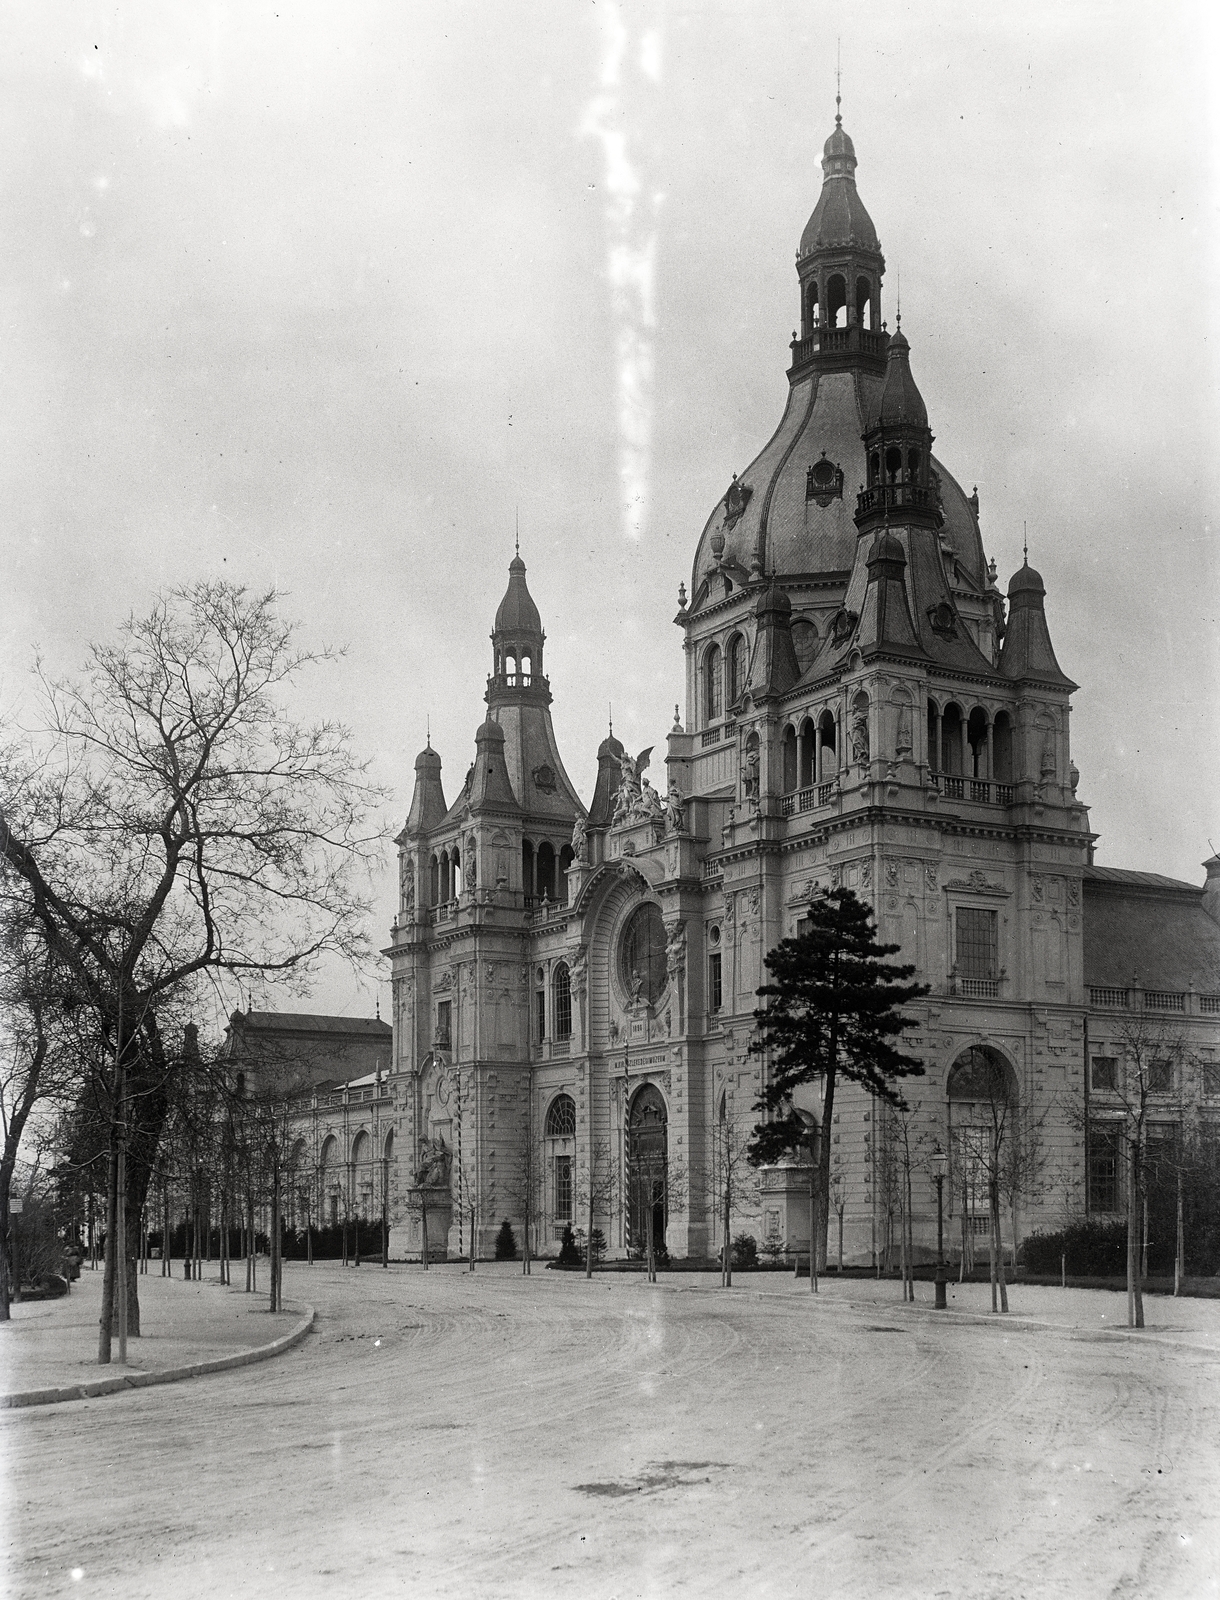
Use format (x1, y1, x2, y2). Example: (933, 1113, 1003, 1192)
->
(896, 703, 913, 759)
(851, 711, 870, 766)
(666, 920, 687, 983)
(400, 853, 415, 913)
(464, 855, 476, 892)
(741, 747, 760, 802)
(665, 780, 685, 834)
(414, 1135, 452, 1190)
(639, 775, 664, 822)
(571, 814, 589, 864)
(610, 746, 653, 826)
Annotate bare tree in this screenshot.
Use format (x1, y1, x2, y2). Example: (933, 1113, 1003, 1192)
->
(0, 582, 385, 1362)
(572, 1137, 621, 1280)
(689, 1102, 761, 1287)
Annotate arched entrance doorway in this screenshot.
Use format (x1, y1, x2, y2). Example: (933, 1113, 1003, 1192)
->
(946, 1046, 1018, 1263)
(627, 1084, 668, 1255)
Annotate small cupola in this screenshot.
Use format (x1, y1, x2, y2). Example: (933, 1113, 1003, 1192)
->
(854, 324, 941, 535)
(488, 554, 550, 707)
(998, 560, 1076, 688)
(793, 102, 886, 364)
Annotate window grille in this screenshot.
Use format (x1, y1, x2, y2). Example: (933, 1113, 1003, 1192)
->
(955, 908, 997, 979)
(1090, 1056, 1118, 1091)
(1147, 1058, 1174, 1093)
(1088, 1122, 1122, 1212)
(554, 1155, 573, 1221)
(545, 1094, 576, 1138)
(553, 964, 572, 1041)
(708, 952, 722, 1013)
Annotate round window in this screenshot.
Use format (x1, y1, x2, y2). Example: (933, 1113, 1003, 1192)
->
(619, 903, 668, 1005)
(708, 923, 721, 948)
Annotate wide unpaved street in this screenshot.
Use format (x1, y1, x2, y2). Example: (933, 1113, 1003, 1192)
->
(4, 1263, 1219, 1600)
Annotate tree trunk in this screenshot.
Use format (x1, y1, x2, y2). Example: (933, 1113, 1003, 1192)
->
(98, 1102, 120, 1364)
(904, 1150, 915, 1301)
(586, 1163, 595, 1280)
(723, 1162, 732, 1289)
(1127, 1138, 1144, 1328)
(992, 1184, 1008, 1313)
(269, 1159, 280, 1313)
(1175, 1168, 1184, 1296)
(420, 1200, 429, 1269)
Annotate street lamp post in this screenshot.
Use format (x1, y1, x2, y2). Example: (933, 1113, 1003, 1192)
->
(932, 1147, 949, 1310)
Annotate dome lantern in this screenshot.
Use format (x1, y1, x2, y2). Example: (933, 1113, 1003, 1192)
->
(792, 107, 887, 378)
(488, 554, 550, 708)
(854, 323, 941, 536)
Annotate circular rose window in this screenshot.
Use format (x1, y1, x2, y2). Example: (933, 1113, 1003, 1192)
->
(619, 903, 668, 1005)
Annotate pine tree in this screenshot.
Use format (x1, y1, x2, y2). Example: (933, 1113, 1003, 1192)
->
(747, 888, 928, 1272)
(494, 1217, 517, 1260)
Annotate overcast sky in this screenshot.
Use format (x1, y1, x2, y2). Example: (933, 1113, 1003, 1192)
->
(1, 2, 1216, 1018)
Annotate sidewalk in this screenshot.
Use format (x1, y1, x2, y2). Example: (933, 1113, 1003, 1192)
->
(0, 1264, 313, 1407)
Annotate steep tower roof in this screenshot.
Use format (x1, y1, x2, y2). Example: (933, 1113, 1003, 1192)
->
(998, 561, 1076, 688)
(799, 113, 881, 256)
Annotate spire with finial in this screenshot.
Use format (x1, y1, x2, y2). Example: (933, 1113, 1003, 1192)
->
(426, 714, 431, 748)
(1023, 520, 1029, 565)
(515, 506, 520, 558)
(835, 39, 842, 126)
(608, 703, 613, 737)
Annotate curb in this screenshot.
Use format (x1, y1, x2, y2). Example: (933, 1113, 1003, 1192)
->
(0, 1302, 316, 1410)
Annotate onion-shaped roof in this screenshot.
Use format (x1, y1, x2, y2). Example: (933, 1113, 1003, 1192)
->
(690, 366, 986, 605)
(494, 556, 542, 636)
(799, 116, 880, 257)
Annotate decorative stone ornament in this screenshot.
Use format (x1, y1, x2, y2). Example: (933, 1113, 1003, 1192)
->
(723, 475, 753, 530)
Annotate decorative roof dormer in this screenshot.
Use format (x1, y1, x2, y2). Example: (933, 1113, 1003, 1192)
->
(791, 102, 887, 378)
(854, 326, 942, 535)
(487, 555, 551, 708)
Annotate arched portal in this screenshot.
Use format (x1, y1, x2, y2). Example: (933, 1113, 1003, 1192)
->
(946, 1046, 1018, 1248)
(627, 1084, 668, 1255)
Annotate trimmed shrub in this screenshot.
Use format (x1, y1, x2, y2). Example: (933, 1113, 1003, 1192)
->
(494, 1218, 518, 1260)
(731, 1232, 759, 1269)
(558, 1224, 582, 1266)
(1018, 1219, 1127, 1277)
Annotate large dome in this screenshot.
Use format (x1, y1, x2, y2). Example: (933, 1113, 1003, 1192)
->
(689, 362, 986, 607)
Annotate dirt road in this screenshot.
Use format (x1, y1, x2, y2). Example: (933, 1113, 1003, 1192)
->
(5, 1264, 1218, 1599)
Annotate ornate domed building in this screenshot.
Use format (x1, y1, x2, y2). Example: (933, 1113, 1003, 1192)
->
(285, 111, 1220, 1269)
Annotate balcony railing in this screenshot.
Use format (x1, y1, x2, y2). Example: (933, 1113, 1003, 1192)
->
(781, 794, 795, 816)
(1201, 996, 1220, 1015)
(701, 726, 723, 748)
(956, 978, 999, 1000)
(855, 481, 939, 520)
(1089, 987, 1128, 1009)
(789, 325, 887, 367)
(1145, 990, 1185, 1012)
(931, 774, 1013, 806)
(703, 858, 723, 880)
(782, 784, 836, 816)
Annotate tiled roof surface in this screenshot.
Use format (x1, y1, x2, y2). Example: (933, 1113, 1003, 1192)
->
(1083, 872, 1220, 991)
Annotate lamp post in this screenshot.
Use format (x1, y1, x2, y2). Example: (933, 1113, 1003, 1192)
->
(932, 1146, 949, 1310)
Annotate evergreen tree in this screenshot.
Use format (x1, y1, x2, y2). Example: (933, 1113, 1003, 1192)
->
(494, 1217, 517, 1260)
(557, 1224, 581, 1266)
(747, 888, 928, 1271)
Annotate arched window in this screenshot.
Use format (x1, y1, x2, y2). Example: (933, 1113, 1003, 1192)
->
(545, 1093, 576, 1225)
(559, 844, 574, 902)
(320, 1134, 340, 1227)
(383, 1128, 394, 1161)
(782, 724, 798, 794)
(827, 273, 847, 328)
(619, 902, 668, 1005)
(429, 854, 440, 906)
(993, 711, 1014, 783)
(553, 963, 572, 1041)
(522, 839, 535, 898)
(520, 652, 532, 685)
(506, 651, 518, 685)
(726, 634, 744, 706)
(946, 1046, 1018, 1233)
(791, 618, 819, 671)
(546, 1093, 576, 1138)
(627, 1084, 668, 1254)
(537, 842, 556, 902)
(818, 709, 837, 779)
(704, 643, 723, 725)
(799, 716, 815, 788)
(967, 708, 990, 779)
(351, 1129, 370, 1218)
(941, 703, 964, 775)
(451, 845, 461, 895)
(856, 275, 872, 330)
(805, 281, 819, 331)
